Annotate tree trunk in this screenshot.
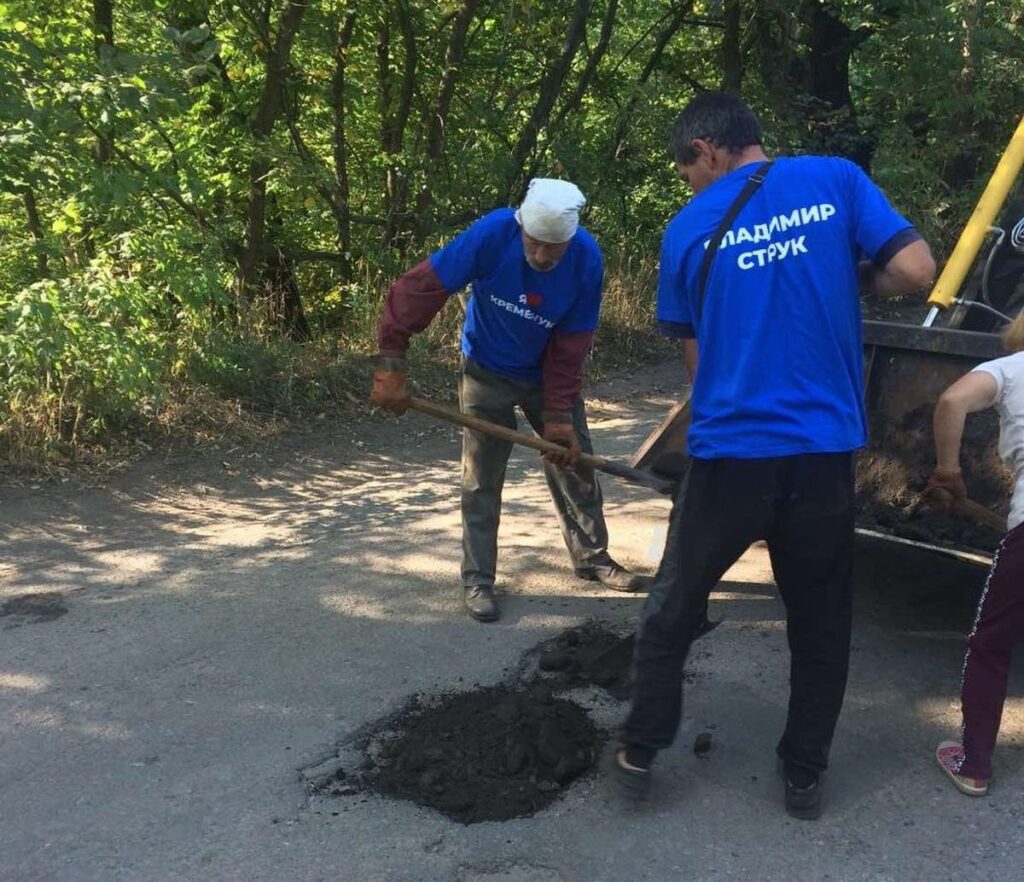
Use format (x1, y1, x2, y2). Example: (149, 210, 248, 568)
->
(505, 0, 592, 201)
(415, 0, 481, 230)
(752, 0, 795, 94)
(799, 0, 874, 170)
(721, 0, 742, 93)
(92, 0, 115, 164)
(235, 0, 308, 305)
(265, 248, 311, 342)
(331, 10, 358, 279)
(378, 1, 418, 248)
(93, 0, 113, 43)
(549, 0, 619, 132)
(23, 188, 48, 276)
(753, 1, 872, 170)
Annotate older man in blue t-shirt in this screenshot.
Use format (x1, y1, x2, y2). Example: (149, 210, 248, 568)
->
(609, 93, 936, 819)
(371, 179, 651, 622)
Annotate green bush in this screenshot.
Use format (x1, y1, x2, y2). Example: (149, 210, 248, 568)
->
(1, 260, 166, 442)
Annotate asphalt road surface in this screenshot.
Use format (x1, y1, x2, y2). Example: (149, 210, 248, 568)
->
(2, 362, 1022, 882)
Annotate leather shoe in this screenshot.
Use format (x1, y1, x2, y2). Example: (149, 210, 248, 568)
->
(574, 562, 653, 593)
(463, 585, 499, 622)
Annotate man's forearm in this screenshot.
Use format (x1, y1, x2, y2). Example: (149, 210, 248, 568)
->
(860, 238, 936, 300)
(541, 329, 594, 421)
(683, 338, 698, 384)
(377, 260, 451, 361)
(862, 263, 924, 300)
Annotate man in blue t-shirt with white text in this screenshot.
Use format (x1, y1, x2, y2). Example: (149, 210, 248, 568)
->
(610, 93, 936, 819)
(371, 179, 651, 623)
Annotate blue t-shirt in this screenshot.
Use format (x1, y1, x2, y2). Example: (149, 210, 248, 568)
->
(657, 155, 914, 459)
(430, 208, 604, 382)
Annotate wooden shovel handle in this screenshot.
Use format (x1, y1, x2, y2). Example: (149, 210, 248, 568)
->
(407, 397, 604, 468)
(952, 498, 1006, 533)
(923, 487, 1006, 532)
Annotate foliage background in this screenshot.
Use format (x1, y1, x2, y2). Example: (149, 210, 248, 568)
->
(1, 0, 1021, 468)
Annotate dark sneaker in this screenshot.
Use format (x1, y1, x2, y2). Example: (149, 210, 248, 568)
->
(604, 745, 652, 801)
(782, 765, 822, 820)
(575, 562, 653, 593)
(935, 741, 989, 796)
(463, 585, 499, 622)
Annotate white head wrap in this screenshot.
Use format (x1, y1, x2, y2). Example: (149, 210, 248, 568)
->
(514, 178, 586, 243)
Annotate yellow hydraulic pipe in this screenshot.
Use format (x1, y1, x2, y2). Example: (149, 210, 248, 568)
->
(928, 115, 1024, 310)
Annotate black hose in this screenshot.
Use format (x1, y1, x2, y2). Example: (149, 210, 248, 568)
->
(980, 229, 1005, 308)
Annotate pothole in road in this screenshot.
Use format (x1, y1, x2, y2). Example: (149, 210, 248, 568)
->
(1, 592, 68, 625)
(307, 622, 635, 823)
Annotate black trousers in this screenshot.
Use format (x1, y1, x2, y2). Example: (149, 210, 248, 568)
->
(622, 452, 855, 775)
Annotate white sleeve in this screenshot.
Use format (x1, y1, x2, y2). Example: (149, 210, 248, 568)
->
(972, 357, 1008, 399)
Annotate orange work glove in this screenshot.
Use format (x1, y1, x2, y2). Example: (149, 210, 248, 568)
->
(542, 422, 581, 469)
(922, 467, 967, 510)
(370, 370, 410, 415)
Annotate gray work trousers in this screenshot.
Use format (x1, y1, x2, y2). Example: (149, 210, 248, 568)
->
(458, 358, 613, 588)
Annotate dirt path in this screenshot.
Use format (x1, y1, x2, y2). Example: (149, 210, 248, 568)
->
(2, 362, 1023, 882)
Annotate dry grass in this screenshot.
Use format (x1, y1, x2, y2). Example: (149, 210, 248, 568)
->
(152, 387, 289, 445)
(591, 248, 675, 373)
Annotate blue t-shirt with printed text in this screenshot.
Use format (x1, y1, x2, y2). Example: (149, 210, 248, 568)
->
(657, 155, 915, 459)
(430, 208, 603, 383)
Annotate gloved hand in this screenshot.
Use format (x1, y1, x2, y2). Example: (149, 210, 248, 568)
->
(922, 467, 967, 510)
(370, 370, 410, 415)
(542, 422, 581, 468)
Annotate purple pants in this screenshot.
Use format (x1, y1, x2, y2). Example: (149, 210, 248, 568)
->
(959, 521, 1024, 780)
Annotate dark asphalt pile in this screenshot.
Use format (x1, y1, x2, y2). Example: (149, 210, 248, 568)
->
(315, 622, 638, 823)
(856, 402, 1008, 553)
(536, 622, 635, 700)
(312, 624, 636, 822)
(857, 497, 1002, 552)
(366, 684, 602, 823)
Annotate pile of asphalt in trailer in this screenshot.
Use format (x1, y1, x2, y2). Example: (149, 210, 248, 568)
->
(857, 496, 1002, 553)
(311, 623, 634, 823)
(861, 294, 932, 326)
(856, 402, 1009, 554)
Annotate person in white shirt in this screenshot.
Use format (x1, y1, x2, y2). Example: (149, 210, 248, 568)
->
(926, 309, 1024, 797)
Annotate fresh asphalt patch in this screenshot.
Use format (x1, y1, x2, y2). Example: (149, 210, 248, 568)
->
(306, 622, 638, 823)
